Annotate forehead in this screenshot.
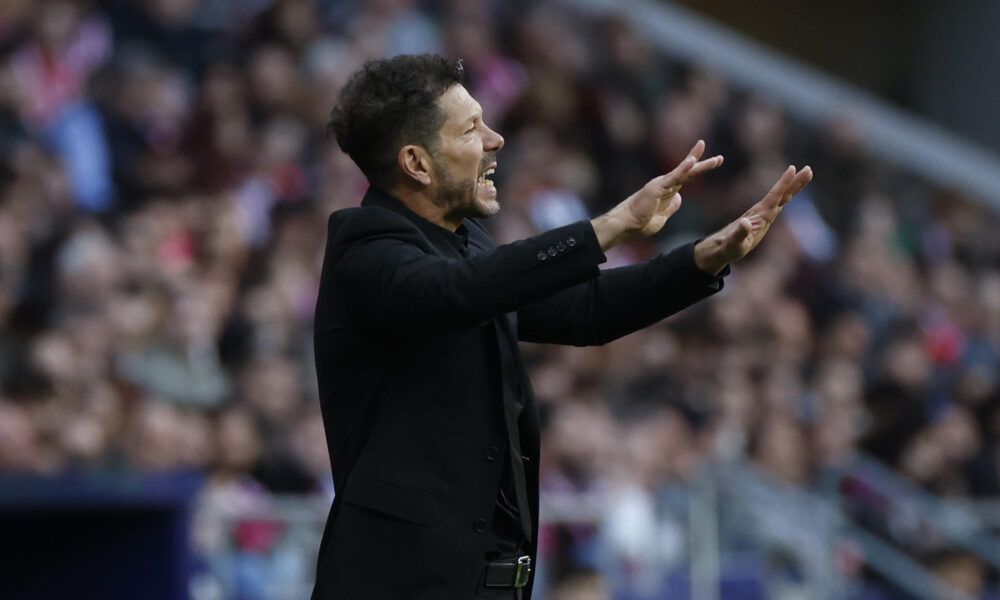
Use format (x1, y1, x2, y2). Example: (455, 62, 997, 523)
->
(437, 84, 481, 127)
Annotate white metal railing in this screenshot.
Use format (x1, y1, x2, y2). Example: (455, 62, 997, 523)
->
(191, 464, 985, 600)
(715, 459, 975, 600)
(830, 452, 1000, 572)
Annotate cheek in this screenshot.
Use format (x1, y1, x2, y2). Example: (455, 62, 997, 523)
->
(463, 138, 482, 159)
(456, 156, 478, 176)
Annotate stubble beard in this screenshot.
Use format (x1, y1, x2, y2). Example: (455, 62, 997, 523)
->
(435, 155, 499, 221)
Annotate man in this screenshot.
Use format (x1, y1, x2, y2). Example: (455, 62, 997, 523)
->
(312, 54, 811, 599)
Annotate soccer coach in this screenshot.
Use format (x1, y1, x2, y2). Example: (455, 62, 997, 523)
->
(312, 55, 811, 599)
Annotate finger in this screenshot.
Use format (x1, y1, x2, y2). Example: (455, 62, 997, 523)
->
(657, 144, 720, 190)
(658, 155, 697, 188)
(660, 187, 680, 200)
(763, 165, 796, 208)
(779, 166, 813, 206)
(794, 166, 813, 190)
(789, 166, 812, 194)
(687, 139, 706, 161)
(662, 192, 682, 219)
(663, 154, 723, 192)
(685, 155, 724, 180)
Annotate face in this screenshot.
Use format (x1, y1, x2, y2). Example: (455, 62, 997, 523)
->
(430, 84, 505, 222)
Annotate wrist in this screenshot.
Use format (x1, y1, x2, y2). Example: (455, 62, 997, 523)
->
(694, 235, 729, 275)
(591, 210, 635, 251)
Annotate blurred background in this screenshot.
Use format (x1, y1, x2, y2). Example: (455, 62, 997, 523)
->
(2, 0, 1000, 599)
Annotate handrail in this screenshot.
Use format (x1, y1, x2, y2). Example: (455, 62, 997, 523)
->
(689, 470, 721, 600)
(715, 461, 843, 598)
(560, 0, 1000, 209)
(843, 524, 976, 600)
(194, 473, 977, 599)
(835, 452, 1000, 571)
(964, 500, 1000, 528)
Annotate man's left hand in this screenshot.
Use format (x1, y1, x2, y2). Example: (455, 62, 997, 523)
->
(694, 165, 813, 275)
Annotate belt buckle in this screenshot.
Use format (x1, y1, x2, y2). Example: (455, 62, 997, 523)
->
(514, 555, 532, 588)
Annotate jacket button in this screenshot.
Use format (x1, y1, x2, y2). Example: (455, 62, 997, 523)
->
(536, 251, 547, 261)
(567, 236, 576, 247)
(557, 241, 567, 252)
(474, 518, 488, 533)
(547, 246, 557, 256)
(486, 446, 499, 461)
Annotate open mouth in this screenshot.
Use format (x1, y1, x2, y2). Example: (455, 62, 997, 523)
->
(478, 167, 495, 189)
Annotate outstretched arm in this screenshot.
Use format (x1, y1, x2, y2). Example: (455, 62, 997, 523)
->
(327, 142, 724, 337)
(518, 163, 814, 346)
(518, 241, 725, 346)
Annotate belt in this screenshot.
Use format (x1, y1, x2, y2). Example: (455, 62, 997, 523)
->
(483, 555, 532, 588)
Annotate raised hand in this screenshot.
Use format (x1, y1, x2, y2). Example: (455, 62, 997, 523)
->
(627, 139, 723, 237)
(592, 140, 723, 250)
(694, 165, 813, 274)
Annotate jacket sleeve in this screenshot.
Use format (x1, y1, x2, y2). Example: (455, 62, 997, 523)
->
(328, 208, 607, 335)
(516, 241, 728, 346)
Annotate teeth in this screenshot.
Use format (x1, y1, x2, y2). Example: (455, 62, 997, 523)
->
(478, 167, 496, 187)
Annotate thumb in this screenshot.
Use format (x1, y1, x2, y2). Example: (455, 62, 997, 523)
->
(732, 217, 753, 241)
(661, 192, 682, 218)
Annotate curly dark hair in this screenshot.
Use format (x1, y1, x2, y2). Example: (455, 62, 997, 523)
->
(327, 54, 466, 191)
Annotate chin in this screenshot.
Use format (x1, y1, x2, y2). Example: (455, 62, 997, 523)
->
(473, 196, 500, 219)
(482, 199, 501, 217)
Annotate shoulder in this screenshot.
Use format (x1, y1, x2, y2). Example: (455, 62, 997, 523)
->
(328, 205, 421, 243)
(328, 204, 411, 232)
(325, 205, 433, 260)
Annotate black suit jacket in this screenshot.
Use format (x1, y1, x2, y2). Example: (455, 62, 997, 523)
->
(311, 187, 726, 599)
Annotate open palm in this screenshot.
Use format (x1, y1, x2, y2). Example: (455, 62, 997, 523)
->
(729, 165, 812, 260)
(627, 140, 723, 237)
(695, 165, 813, 273)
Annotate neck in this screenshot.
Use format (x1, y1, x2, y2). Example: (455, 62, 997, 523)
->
(389, 184, 462, 231)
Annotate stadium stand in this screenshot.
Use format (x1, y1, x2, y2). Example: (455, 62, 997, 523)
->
(2, 1, 1000, 598)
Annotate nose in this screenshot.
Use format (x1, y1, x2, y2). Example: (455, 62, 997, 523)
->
(483, 123, 504, 152)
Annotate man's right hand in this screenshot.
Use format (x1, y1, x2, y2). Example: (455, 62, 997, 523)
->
(591, 140, 723, 250)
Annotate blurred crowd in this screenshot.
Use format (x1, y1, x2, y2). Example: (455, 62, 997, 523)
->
(2, 0, 1000, 598)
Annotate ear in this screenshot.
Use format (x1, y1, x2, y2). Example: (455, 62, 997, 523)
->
(398, 145, 433, 186)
